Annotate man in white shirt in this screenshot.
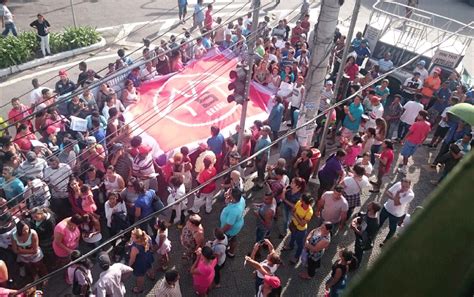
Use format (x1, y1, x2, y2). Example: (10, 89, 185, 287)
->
(397, 94, 424, 140)
(365, 95, 384, 129)
(29, 78, 44, 111)
(94, 252, 133, 297)
(378, 178, 414, 246)
(414, 60, 429, 82)
(401, 72, 423, 103)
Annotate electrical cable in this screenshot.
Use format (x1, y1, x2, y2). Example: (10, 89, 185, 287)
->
(0, 1, 272, 135)
(13, 6, 363, 293)
(0, 3, 285, 212)
(0, 1, 236, 111)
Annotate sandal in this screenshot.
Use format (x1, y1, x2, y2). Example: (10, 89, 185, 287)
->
(132, 287, 144, 294)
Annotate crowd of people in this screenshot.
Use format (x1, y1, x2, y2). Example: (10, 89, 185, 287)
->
(0, 2, 472, 297)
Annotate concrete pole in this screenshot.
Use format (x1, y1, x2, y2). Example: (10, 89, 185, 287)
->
(237, 0, 260, 152)
(317, 0, 361, 156)
(296, 0, 344, 147)
(70, 0, 78, 28)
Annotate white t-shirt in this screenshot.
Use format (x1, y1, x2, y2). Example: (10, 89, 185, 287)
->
(0, 5, 14, 23)
(403, 77, 423, 94)
(321, 192, 349, 223)
(342, 176, 369, 196)
(94, 263, 133, 297)
(415, 67, 429, 82)
(30, 88, 43, 108)
(319, 88, 334, 112)
(438, 106, 452, 128)
(355, 158, 373, 175)
(400, 101, 424, 125)
(384, 182, 415, 217)
(366, 104, 384, 129)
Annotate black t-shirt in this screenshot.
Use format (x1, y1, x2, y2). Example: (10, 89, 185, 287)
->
(156, 57, 171, 75)
(296, 159, 312, 182)
(30, 20, 51, 36)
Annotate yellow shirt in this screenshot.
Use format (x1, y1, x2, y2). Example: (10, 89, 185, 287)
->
(292, 200, 313, 231)
(0, 117, 7, 137)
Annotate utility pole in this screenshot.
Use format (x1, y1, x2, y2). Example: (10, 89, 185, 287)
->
(317, 0, 361, 156)
(70, 0, 78, 28)
(237, 0, 260, 152)
(296, 0, 344, 147)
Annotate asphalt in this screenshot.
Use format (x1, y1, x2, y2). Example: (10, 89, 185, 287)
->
(0, 0, 472, 296)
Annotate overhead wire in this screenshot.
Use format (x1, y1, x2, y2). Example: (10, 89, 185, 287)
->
(13, 4, 369, 293)
(0, 1, 272, 136)
(0, 0, 285, 212)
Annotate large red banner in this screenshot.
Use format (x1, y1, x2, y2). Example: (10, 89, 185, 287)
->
(124, 51, 273, 156)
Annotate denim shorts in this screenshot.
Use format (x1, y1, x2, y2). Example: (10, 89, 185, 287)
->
(401, 140, 418, 157)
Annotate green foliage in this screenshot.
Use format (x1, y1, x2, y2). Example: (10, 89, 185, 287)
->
(0, 26, 101, 69)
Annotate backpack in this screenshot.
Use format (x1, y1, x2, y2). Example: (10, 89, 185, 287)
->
(72, 266, 91, 296)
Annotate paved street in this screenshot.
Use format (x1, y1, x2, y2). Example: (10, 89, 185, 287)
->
(0, 0, 472, 296)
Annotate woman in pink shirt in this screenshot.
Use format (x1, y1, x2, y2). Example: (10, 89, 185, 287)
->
(191, 246, 218, 296)
(53, 214, 83, 266)
(80, 184, 98, 215)
(343, 135, 363, 167)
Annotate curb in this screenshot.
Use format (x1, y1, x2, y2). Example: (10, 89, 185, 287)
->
(0, 37, 106, 78)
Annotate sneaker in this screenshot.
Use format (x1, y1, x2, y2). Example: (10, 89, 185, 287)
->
(397, 167, 407, 175)
(369, 189, 380, 193)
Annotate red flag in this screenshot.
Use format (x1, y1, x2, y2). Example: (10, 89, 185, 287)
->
(124, 51, 272, 155)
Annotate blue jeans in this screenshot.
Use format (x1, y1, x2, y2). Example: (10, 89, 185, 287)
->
(397, 122, 411, 139)
(289, 228, 306, 259)
(2, 22, 17, 37)
(386, 120, 399, 140)
(379, 207, 402, 243)
(370, 144, 382, 165)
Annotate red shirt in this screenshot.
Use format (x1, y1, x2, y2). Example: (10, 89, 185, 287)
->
(14, 132, 36, 151)
(380, 149, 394, 174)
(8, 105, 31, 126)
(406, 120, 431, 145)
(205, 10, 213, 30)
(198, 167, 217, 193)
(344, 64, 359, 81)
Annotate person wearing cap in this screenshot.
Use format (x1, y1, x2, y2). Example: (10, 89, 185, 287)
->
(420, 68, 442, 107)
(132, 144, 156, 190)
(414, 60, 429, 82)
(93, 252, 133, 297)
(23, 176, 50, 209)
(16, 151, 47, 181)
(155, 269, 182, 296)
(398, 110, 431, 175)
(383, 94, 403, 139)
(55, 69, 76, 95)
(82, 135, 106, 173)
(255, 191, 276, 243)
(317, 186, 348, 233)
(377, 52, 394, 74)
(354, 39, 371, 66)
(193, 156, 216, 214)
(365, 92, 384, 130)
(254, 126, 272, 190)
(397, 93, 424, 141)
(401, 72, 423, 103)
